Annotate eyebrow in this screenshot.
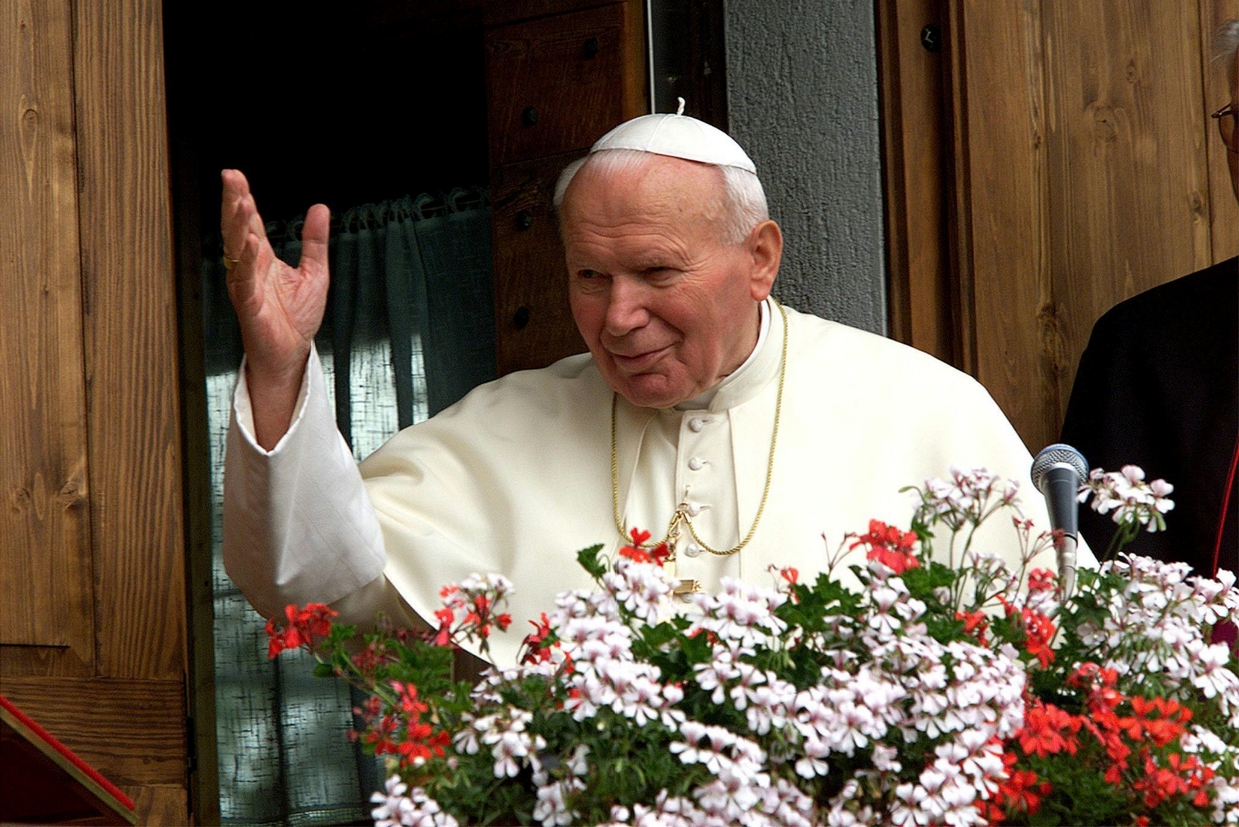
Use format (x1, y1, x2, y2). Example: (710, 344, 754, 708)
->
(631, 249, 691, 270)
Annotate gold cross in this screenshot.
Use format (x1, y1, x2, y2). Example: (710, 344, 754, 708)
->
(664, 503, 701, 598)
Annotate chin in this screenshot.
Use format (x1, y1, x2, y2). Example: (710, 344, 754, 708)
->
(611, 375, 693, 409)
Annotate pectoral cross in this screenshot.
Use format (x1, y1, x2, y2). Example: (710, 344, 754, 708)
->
(663, 503, 701, 598)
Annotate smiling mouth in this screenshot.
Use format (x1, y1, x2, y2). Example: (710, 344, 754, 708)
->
(610, 345, 670, 372)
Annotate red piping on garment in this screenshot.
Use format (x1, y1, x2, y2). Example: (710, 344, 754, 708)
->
(1213, 430, 1239, 578)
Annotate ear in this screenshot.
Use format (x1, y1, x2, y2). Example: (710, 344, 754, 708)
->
(745, 220, 782, 301)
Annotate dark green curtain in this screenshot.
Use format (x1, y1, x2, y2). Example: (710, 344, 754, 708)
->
(202, 189, 494, 824)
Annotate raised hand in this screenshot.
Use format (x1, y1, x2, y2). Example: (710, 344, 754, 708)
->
(220, 169, 331, 448)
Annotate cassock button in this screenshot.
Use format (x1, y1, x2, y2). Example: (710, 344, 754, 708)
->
(689, 417, 706, 432)
(688, 457, 704, 471)
(684, 543, 702, 558)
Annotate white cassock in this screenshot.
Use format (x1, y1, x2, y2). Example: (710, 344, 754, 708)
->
(224, 301, 1092, 666)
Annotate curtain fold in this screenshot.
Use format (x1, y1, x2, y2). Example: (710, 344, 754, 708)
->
(202, 188, 493, 824)
(417, 190, 497, 416)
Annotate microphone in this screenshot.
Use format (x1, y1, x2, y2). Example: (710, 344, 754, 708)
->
(1030, 443, 1089, 601)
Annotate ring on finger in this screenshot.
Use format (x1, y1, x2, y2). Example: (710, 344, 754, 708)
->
(222, 253, 241, 271)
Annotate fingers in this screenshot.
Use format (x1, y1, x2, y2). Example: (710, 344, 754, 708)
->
(300, 203, 332, 277)
(220, 169, 249, 255)
(220, 169, 268, 268)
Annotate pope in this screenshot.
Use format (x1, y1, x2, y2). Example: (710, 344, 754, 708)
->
(220, 112, 1089, 665)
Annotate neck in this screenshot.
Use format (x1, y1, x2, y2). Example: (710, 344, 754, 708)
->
(678, 300, 770, 410)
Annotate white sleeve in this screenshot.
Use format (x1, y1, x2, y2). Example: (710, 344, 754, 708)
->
(221, 344, 392, 623)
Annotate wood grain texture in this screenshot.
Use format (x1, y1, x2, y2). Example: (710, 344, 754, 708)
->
(490, 152, 588, 374)
(72, 0, 187, 682)
(1202, 0, 1239, 261)
(0, 677, 187, 789)
(486, 2, 640, 166)
(0, 0, 96, 669)
(879, 0, 956, 365)
(1045, 0, 1213, 430)
(126, 786, 188, 827)
(0, 644, 93, 681)
(486, 0, 646, 376)
(937, 0, 1227, 454)
(951, 0, 1061, 453)
(616, 0, 648, 122)
(1, 2, 207, 818)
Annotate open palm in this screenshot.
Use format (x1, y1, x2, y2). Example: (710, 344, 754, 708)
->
(220, 169, 329, 385)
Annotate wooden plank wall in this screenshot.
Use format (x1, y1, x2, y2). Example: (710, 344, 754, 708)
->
(882, 0, 1238, 456)
(948, 0, 1061, 451)
(1040, 1, 1214, 403)
(0, 0, 189, 822)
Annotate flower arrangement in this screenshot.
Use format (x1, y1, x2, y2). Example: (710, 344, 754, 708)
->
(267, 467, 1239, 826)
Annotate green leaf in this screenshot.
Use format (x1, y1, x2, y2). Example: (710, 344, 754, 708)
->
(576, 543, 608, 579)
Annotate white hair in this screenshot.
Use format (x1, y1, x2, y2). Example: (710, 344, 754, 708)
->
(553, 149, 769, 246)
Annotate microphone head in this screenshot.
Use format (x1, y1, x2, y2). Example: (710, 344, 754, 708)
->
(1030, 443, 1089, 490)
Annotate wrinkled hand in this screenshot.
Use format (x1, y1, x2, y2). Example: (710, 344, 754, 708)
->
(221, 169, 330, 447)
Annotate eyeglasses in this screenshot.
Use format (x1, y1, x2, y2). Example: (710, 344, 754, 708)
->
(1214, 103, 1238, 154)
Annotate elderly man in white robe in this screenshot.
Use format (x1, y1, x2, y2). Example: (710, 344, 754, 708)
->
(221, 113, 1089, 666)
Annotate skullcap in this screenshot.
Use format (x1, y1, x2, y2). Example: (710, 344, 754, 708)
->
(590, 113, 757, 174)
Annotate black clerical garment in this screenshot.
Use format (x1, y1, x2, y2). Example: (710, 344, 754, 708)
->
(1061, 257, 1238, 577)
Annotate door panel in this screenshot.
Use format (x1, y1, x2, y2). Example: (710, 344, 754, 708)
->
(0, 0, 189, 821)
(0, 0, 96, 678)
(882, 0, 1239, 454)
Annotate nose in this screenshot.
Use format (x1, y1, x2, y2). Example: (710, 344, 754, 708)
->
(602, 275, 650, 338)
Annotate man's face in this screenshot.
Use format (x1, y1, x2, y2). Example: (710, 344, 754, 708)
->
(561, 155, 780, 409)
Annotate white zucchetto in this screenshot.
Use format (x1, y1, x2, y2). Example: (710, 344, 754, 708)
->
(589, 112, 757, 174)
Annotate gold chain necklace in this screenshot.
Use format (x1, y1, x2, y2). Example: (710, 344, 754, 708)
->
(610, 300, 788, 558)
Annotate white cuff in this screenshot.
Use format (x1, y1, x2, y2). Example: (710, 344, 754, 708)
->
(222, 343, 389, 622)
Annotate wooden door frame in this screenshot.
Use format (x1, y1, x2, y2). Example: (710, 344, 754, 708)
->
(877, 0, 960, 371)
